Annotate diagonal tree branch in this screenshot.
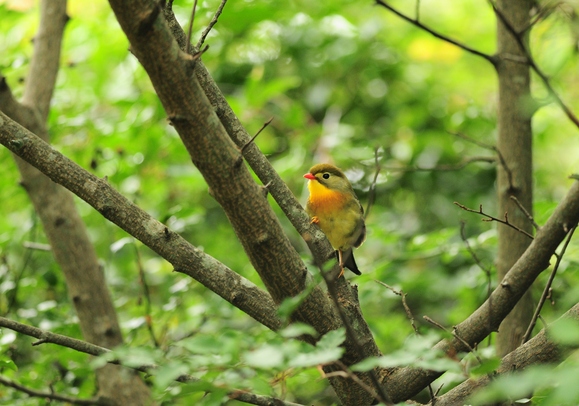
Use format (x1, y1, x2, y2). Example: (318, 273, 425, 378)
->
(430, 301, 579, 405)
(0, 317, 304, 406)
(0, 111, 282, 332)
(1, 1, 153, 402)
(160, 5, 385, 402)
(383, 179, 579, 401)
(490, 1, 579, 129)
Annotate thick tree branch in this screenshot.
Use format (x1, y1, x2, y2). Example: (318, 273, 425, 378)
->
(110, 1, 389, 402)
(0, 112, 282, 332)
(383, 179, 579, 401)
(160, 5, 384, 402)
(430, 302, 579, 405)
(0, 317, 304, 406)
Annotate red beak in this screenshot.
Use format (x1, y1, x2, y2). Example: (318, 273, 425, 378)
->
(303, 173, 316, 180)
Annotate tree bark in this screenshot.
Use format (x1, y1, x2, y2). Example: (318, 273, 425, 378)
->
(4, 109, 579, 403)
(495, 0, 535, 357)
(431, 302, 579, 405)
(0, 1, 152, 404)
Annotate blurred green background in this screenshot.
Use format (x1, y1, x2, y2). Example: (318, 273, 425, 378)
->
(1, 0, 579, 404)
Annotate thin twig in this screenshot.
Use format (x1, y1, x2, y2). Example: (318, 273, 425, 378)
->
(365, 148, 381, 219)
(450, 132, 514, 189)
(510, 195, 540, 231)
(322, 360, 382, 399)
(454, 202, 534, 240)
(490, 0, 579, 129)
(196, 0, 228, 49)
(240, 117, 274, 156)
(423, 316, 483, 366)
(185, 0, 199, 54)
(375, 281, 418, 334)
(0, 377, 105, 405)
(521, 226, 576, 344)
(375, 0, 496, 65)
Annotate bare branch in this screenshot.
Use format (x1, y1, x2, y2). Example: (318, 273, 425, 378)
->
(490, 1, 579, 129)
(375, 281, 419, 335)
(185, 0, 199, 54)
(384, 180, 579, 401)
(375, 0, 497, 65)
(197, 0, 228, 49)
(0, 317, 305, 406)
(365, 148, 381, 219)
(240, 117, 274, 156)
(429, 302, 579, 405)
(450, 132, 514, 189)
(454, 202, 534, 240)
(510, 195, 540, 231)
(522, 226, 576, 344)
(0, 112, 282, 332)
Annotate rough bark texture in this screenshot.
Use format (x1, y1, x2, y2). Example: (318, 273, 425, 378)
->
(108, 2, 383, 403)
(496, 0, 535, 357)
(0, 110, 282, 330)
(4, 97, 579, 404)
(162, 4, 386, 398)
(0, 1, 152, 404)
(430, 303, 579, 405)
(382, 180, 579, 402)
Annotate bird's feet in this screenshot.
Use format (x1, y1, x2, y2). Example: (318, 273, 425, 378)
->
(310, 216, 320, 224)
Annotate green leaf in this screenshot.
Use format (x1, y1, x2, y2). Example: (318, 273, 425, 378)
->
(0, 358, 17, 371)
(549, 318, 579, 345)
(317, 328, 346, 350)
(153, 361, 191, 389)
(279, 323, 318, 339)
(289, 347, 344, 368)
(469, 357, 501, 377)
(243, 344, 285, 369)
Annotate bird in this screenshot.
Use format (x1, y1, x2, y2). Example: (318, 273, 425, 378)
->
(304, 163, 366, 276)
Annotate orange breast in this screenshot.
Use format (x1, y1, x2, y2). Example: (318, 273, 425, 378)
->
(307, 180, 348, 215)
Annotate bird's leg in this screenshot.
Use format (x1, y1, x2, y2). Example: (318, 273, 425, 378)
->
(310, 216, 319, 224)
(337, 249, 345, 278)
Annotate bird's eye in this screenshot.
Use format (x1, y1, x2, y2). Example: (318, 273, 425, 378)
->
(322, 173, 330, 179)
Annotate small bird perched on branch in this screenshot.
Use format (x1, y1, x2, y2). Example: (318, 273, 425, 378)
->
(304, 163, 366, 276)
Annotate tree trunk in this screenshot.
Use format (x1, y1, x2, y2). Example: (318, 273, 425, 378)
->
(0, 1, 153, 403)
(495, 0, 535, 357)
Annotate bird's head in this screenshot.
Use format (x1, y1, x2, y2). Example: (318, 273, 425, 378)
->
(303, 163, 353, 194)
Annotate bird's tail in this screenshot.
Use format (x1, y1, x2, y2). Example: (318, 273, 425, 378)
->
(338, 248, 362, 275)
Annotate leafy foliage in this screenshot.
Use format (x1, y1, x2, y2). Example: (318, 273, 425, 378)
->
(1, 0, 579, 404)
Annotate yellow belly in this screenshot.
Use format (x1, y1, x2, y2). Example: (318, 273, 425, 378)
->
(306, 183, 363, 250)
